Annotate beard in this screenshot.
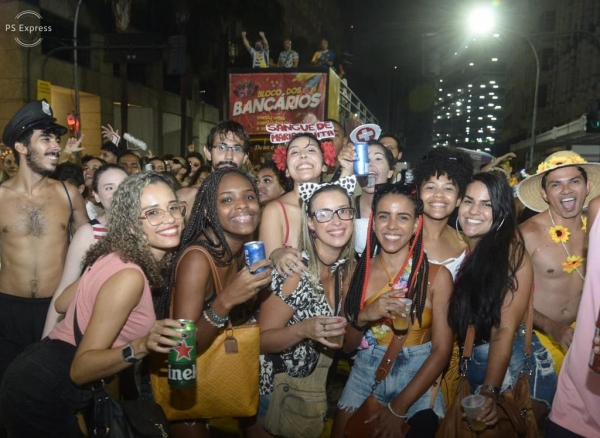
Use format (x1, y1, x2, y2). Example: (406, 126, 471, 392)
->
(215, 160, 238, 169)
(26, 146, 56, 177)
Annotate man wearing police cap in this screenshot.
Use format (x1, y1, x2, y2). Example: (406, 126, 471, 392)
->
(0, 100, 88, 386)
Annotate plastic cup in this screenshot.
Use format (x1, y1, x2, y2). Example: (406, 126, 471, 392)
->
(461, 394, 487, 431)
(392, 298, 412, 331)
(326, 317, 347, 348)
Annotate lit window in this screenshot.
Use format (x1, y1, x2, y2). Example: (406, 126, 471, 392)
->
(493, 85, 499, 88)
(489, 81, 496, 84)
(468, 84, 473, 87)
(469, 63, 474, 66)
(480, 85, 486, 88)
(488, 103, 493, 106)
(491, 58, 498, 61)
(495, 106, 502, 109)
(492, 96, 498, 100)
(478, 117, 483, 120)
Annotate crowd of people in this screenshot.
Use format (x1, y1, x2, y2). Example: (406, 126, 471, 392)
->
(0, 99, 598, 438)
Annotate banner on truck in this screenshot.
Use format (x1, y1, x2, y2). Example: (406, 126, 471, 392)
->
(229, 71, 328, 135)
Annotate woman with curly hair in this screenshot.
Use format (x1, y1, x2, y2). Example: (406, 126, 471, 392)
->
(0, 172, 187, 436)
(157, 167, 272, 438)
(259, 133, 336, 277)
(331, 182, 453, 438)
(447, 172, 533, 427)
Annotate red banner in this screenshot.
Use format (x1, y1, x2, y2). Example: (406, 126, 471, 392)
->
(229, 71, 328, 136)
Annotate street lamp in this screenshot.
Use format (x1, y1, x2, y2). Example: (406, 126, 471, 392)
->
(468, 7, 540, 169)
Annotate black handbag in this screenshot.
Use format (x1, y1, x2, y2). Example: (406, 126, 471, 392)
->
(74, 308, 170, 437)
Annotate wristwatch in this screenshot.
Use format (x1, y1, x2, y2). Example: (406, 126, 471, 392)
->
(122, 344, 140, 364)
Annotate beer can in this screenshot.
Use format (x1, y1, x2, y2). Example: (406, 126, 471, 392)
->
(353, 142, 369, 176)
(244, 241, 267, 274)
(168, 319, 197, 388)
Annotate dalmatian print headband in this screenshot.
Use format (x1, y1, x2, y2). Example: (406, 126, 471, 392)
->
(298, 176, 356, 209)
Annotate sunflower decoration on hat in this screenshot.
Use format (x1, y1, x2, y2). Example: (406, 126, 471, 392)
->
(516, 150, 600, 276)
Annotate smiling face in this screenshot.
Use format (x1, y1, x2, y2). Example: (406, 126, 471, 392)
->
(216, 173, 261, 239)
(373, 193, 418, 255)
(308, 188, 354, 250)
(541, 166, 590, 219)
(362, 144, 394, 194)
(204, 132, 248, 171)
(3, 152, 18, 178)
(419, 173, 460, 221)
(118, 154, 141, 176)
(83, 158, 103, 189)
(140, 182, 184, 260)
(257, 168, 285, 203)
(458, 181, 494, 243)
(16, 129, 61, 177)
(286, 135, 326, 184)
(93, 168, 128, 210)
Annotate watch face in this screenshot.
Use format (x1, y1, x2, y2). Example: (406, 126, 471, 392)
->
(123, 345, 137, 363)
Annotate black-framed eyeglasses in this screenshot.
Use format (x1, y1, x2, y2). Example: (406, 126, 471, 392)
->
(374, 182, 417, 196)
(139, 202, 187, 226)
(311, 207, 355, 223)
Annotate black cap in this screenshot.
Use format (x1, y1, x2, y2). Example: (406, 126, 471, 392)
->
(2, 100, 68, 148)
(101, 141, 121, 157)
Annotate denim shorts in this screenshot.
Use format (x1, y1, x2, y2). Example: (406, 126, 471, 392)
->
(257, 392, 273, 419)
(338, 341, 445, 419)
(465, 326, 557, 408)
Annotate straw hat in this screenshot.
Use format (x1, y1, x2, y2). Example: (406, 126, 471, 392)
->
(516, 151, 600, 212)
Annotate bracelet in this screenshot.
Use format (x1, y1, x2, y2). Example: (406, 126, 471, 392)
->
(203, 310, 225, 328)
(350, 318, 368, 332)
(480, 384, 501, 398)
(208, 307, 229, 324)
(387, 403, 407, 419)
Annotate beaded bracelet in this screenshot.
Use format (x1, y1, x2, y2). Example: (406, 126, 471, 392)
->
(203, 310, 225, 328)
(387, 403, 408, 419)
(208, 307, 229, 324)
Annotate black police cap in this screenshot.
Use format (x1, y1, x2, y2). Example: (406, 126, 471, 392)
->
(2, 100, 68, 148)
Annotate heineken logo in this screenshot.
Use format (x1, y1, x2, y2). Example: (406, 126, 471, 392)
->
(168, 364, 196, 381)
(173, 340, 194, 361)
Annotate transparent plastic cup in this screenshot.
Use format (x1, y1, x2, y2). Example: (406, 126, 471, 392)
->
(392, 298, 412, 331)
(461, 394, 487, 431)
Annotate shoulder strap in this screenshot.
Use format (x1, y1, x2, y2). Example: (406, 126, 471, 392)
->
(60, 180, 74, 240)
(174, 245, 223, 294)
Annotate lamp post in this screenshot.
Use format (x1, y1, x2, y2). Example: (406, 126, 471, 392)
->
(468, 7, 540, 169)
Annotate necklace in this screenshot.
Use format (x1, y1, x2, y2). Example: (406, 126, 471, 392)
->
(548, 209, 585, 280)
(379, 250, 412, 287)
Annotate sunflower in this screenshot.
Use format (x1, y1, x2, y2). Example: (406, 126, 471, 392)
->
(549, 225, 570, 243)
(563, 255, 585, 274)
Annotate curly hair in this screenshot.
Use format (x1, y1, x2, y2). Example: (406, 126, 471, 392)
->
(258, 160, 292, 193)
(301, 185, 355, 293)
(448, 172, 527, 342)
(345, 185, 429, 327)
(412, 147, 474, 198)
(84, 171, 178, 291)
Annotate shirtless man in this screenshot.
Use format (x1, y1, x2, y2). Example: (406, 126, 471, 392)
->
(518, 151, 600, 380)
(0, 100, 89, 383)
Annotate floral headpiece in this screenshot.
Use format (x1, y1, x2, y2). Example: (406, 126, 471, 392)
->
(298, 176, 356, 209)
(536, 154, 587, 174)
(272, 140, 337, 172)
(0, 149, 13, 162)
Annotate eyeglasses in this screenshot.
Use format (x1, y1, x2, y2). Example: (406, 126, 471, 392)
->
(139, 202, 187, 226)
(215, 144, 245, 155)
(311, 207, 355, 223)
(171, 159, 184, 167)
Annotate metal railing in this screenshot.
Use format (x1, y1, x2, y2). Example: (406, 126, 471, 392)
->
(339, 79, 378, 125)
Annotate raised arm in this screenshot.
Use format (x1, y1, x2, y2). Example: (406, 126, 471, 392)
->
(259, 31, 269, 50)
(66, 182, 90, 231)
(70, 268, 182, 385)
(241, 31, 251, 51)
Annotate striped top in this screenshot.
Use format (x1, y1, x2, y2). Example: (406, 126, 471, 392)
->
(89, 218, 108, 242)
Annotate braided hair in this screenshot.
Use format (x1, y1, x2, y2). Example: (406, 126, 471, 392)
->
(155, 167, 259, 318)
(345, 184, 430, 327)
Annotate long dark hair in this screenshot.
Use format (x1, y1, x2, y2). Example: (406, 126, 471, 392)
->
(345, 183, 429, 327)
(448, 172, 526, 341)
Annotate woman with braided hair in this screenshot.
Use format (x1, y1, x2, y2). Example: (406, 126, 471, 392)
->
(331, 182, 454, 438)
(157, 167, 272, 438)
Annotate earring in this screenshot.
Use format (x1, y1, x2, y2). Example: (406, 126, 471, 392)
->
(496, 218, 505, 231)
(309, 228, 317, 239)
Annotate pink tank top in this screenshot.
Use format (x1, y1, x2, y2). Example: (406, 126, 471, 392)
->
(50, 253, 155, 347)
